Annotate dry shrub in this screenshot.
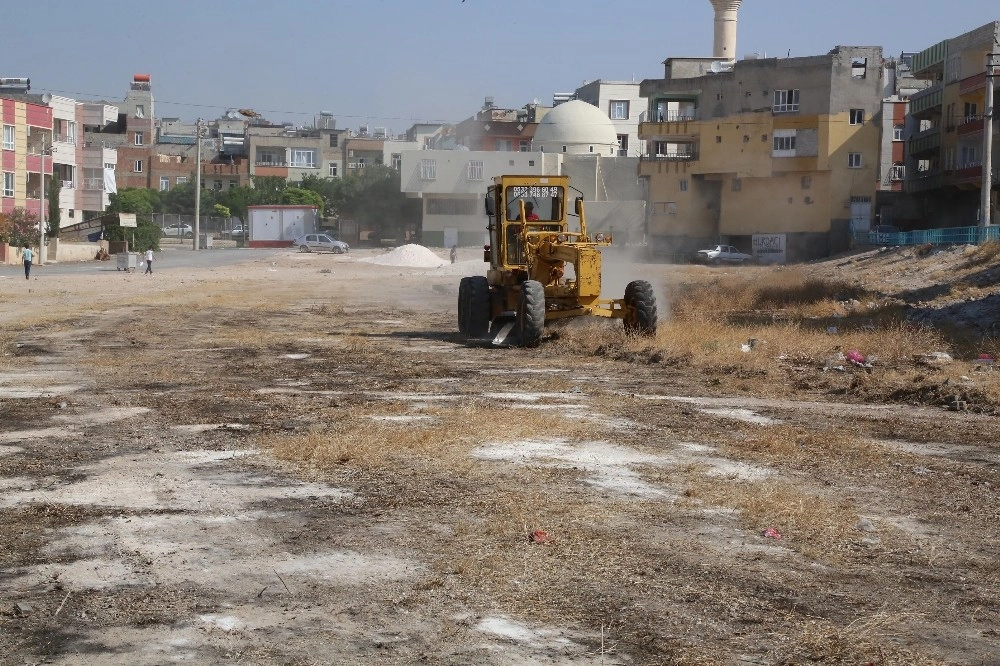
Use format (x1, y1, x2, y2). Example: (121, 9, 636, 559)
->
(962, 240, 1000, 268)
(772, 614, 946, 665)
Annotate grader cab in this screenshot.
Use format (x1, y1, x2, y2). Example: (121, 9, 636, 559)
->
(457, 174, 657, 346)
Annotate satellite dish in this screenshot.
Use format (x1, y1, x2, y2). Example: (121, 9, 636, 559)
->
(41, 93, 52, 104)
(710, 61, 724, 73)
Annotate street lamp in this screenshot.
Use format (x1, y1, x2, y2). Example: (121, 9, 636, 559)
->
(194, 118, 204, 250)
(982, 50, 998, 229)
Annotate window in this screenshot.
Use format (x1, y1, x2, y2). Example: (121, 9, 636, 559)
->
(848, 152, 862, 168)
(427, 198, 477, 215)
(617, 134, 629, 156)
(329, 134, 339, 148)
(214, 180, 223, 190)
(610, 100, 630, 120)
(893, 125, 904, 141)
(773, 89, 800, 113)
(134, 160, 143, 173)
(2, 125, 14, 150)
(890, 165, 905, 181)
(801, 175, 812, 189)
(772, 130, 797, 156)
(391, 153, 402, 170)
(176, 176, 188, 184)
(851, 58, 867, 79)
(329, 163, 338, 177)
(229, 181, 237, 188)
(135, 131, 144, 146)
(290, 149, 316, 168)
(961, 145, 981, 166)
(467, 160, 484, 181)
(964, 102, 979, 123)
(495, 139, 513, 151)
(653, 201, 677, 215)
(654, 141, 669, 156)
(420, 158, 437, 180)
(849, 109, 864, 125)
(679, 179, 688, 192)
(514, 139, 526, 152)
(159, 176, 169, 191)
(135, 104, 145, 118)
(2, 172, 13, 197)
(258, 150, 279, 165)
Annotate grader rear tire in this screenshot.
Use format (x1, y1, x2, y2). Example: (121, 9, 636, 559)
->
(517, 280, 546, 347)
(467, 276, 491, 338)
(624, 280, 657, 335)
(457, 277, 471, 335)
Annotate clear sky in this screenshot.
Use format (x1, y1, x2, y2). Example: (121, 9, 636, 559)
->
(2, 1, 997, 133)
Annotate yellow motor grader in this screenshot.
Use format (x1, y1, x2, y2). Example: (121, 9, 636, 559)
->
(458, 174, 657, 346)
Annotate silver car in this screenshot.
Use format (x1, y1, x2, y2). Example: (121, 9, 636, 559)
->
(294, 233, 350, 254)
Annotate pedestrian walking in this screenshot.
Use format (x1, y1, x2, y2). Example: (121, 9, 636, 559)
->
(144, 247, 154, 275)
(22, 245, 32, 280)
(450, 245, 458, 264)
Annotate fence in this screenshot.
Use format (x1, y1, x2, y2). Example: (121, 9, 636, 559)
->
(151, 213, 238, 237)
(852, 225, 1000, 248)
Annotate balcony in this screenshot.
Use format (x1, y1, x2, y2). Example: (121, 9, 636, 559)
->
(911, 40, 946, 77)
(641, 151, 698, 162)
(82, 178, 105, 191)
(945, 163, 983, 188)
(957, 115, 985, 137)
(905, 169, 942, 193)
(908, 84, 942, 117)
(639, 118, 698, 140)
(54, 133, 77, 145)
(959, 71, 987, 96)
(254, 160, 287, 167)
(61, 180, 75, 189)
(908, 127, 940, 156)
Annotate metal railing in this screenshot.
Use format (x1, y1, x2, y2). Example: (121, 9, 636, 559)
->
(82, 178, 104, 190)
(640, 152, 698, 162)
(254, 160, 287, 167)
(853, 225, 1000, 247)
(61, 180, 75, 189)
(54, 134, 77, 145)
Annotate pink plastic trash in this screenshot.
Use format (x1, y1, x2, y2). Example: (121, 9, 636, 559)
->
(762, 527, 782, 540)
(845, 350, 866, 366)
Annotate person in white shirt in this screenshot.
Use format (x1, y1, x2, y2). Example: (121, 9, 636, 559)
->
(22, 245, 33, 280)
(144, 247, 154, 275)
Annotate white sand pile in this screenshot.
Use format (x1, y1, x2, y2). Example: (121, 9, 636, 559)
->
(359, 244, 445, 268)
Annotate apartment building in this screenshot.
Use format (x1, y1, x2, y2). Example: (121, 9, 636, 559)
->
(906, 21, 1000, 227)
(1, 93, 52, 220)
(638, 46, 885, 261)
(565, 80, 647, 157)
(454, 98, 548, 152)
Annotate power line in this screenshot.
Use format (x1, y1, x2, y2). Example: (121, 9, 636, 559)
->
(33, 86, 462, 126)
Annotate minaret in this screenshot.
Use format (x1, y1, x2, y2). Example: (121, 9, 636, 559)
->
(709, 0, 743, 60)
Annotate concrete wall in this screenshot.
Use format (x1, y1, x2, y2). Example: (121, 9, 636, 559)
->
(52, 239, 101, 262)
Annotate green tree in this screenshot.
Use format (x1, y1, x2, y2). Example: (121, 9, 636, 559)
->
(249, 175, 287, 200)
(338, 165, 420, 241)
(162, 181, 218, 216)
(107, 188, 161, 217)
(280, 187, 324, 216)
(212, 203, 231, 219)
(47, 177, 61, 237)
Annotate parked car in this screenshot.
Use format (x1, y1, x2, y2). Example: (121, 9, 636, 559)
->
(294, 233, 350, 254)
(229, 225, 247, 239)
(695, 245, 754, 265)
(162, 223, 194, 238)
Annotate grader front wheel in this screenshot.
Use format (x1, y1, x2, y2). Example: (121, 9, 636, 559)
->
(517, 280, 546, 346)
(624, 280, 657, 335)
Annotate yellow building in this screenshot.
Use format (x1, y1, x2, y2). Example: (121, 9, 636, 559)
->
(638, 47, 884, 262)
(1, 95, 53, 220)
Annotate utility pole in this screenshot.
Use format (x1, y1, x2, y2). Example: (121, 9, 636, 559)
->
(194, 118, 203, 250)
(39, 134, 47, 264)
(983, 51, 997, 230)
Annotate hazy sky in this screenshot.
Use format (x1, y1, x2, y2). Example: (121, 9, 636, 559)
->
(3, 1, 997, 133)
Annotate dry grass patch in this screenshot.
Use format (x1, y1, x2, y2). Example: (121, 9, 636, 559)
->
(264, 402, 602, 472)
(962, 240, 1000, 268)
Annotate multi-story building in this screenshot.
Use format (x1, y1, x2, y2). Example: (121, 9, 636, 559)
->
(874, 54, 933, 230)
(1, 92, 52, 220)
(906, 21, 1000, 227)
(247, 123, 346, 184)
(567, 80, 647, 157)
(454, 98, 547, 152)
(76, 100, 119, 220)
(638, 46, 885, 261)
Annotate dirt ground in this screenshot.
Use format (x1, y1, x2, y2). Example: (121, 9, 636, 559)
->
(1, 246, 999, 665)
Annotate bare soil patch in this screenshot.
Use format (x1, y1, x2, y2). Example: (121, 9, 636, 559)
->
(1, 247, 998, 665)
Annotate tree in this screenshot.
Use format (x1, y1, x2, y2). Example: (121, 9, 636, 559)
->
(212, 203, 231, 219)
(336, 165, 420, 240)
(47, 177, 61, 237)
(0, 208, 42, 248)
(280, 187, 324, 216)
(107, 188, 161, 218)
(161, 181, 218, 216)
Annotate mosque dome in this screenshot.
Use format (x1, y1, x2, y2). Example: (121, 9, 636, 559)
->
(532, 100, 619, 155)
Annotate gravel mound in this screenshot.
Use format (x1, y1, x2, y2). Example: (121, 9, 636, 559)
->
(360, 244, 445, 268)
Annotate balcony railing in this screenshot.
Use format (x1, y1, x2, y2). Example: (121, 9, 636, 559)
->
(957, 115, 985, 136)
(61, 180, 75, 189)
(82, 178, 105, 190)
(255, 160, 287, 167)
(54, 134, 77, 145)
(908, 84, 942, 116)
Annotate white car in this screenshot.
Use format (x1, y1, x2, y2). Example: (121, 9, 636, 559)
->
(294, 233, 350, 254)
(695, 245, 754, 265)
(162, 223, 194, 238)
